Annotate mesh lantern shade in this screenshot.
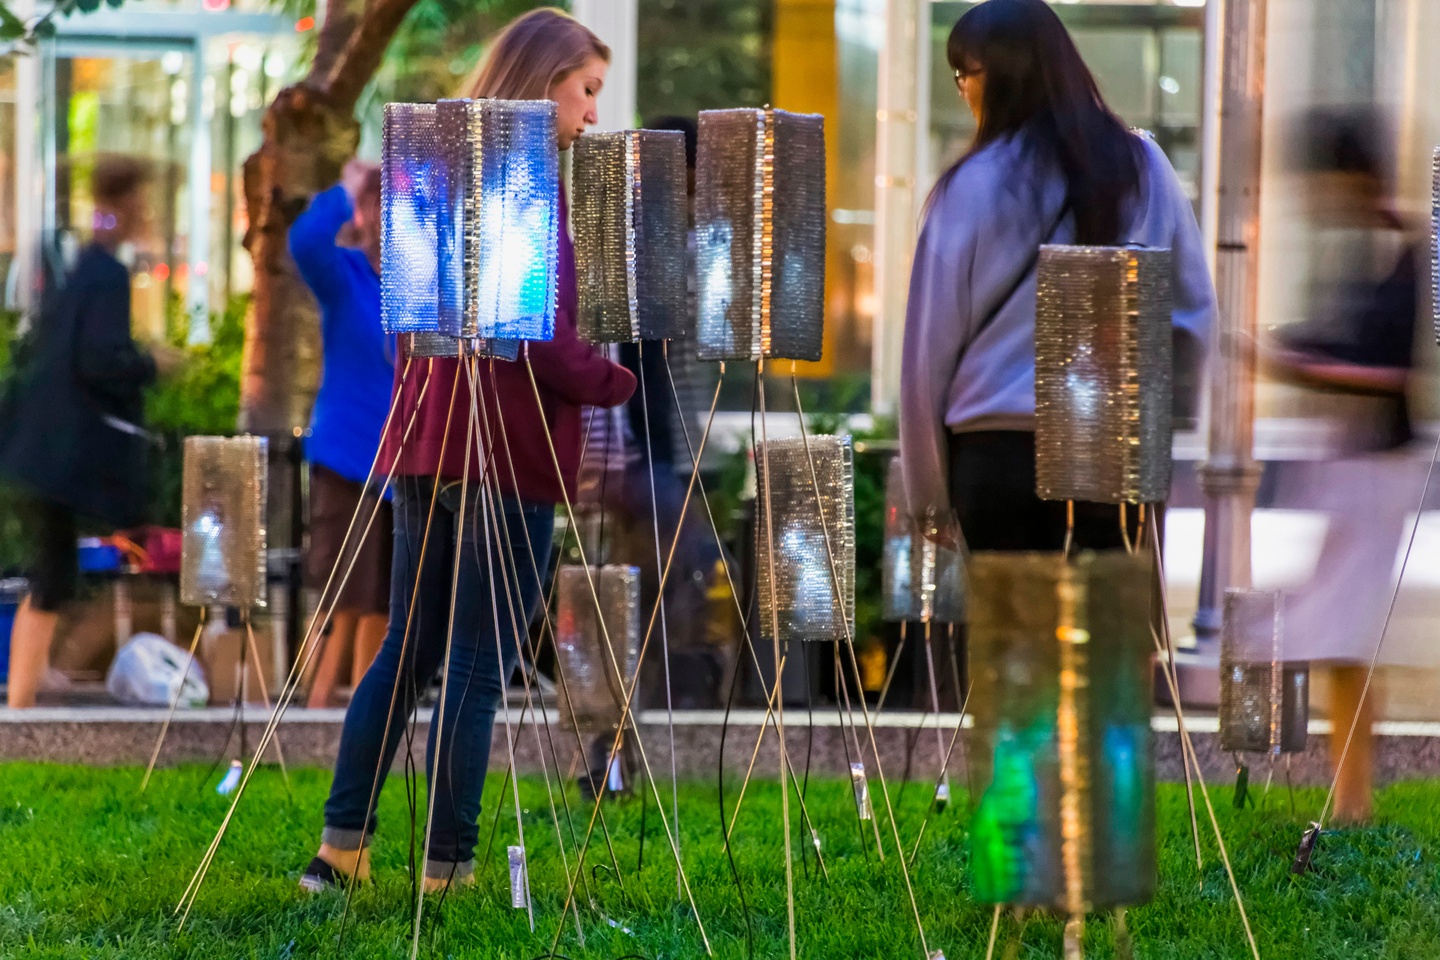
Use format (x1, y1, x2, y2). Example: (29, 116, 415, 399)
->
(435, 97, 559, 343)
(754, 435, 855, 644)
(380, 103, 444, 335)
(572, 130, 689, 342)
(381, 99, 557, 349)
(180, 436, 268, 609)
(404, 332, 520, 362)
(1219, 589, 1309, 755)
(555, 565, 641, 732)
(1034, 245, 1174, 504)
(1432, 148, 1439, 345)
(967, 550, 1156, 912)
(881, 457, 964, 623)
(695, 108, 826, 361)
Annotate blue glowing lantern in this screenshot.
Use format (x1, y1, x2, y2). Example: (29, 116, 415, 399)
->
(380, 103, 444, 334)
(436, 97, 559, 343)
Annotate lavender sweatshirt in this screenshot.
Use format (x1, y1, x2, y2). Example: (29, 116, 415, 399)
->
(899, 131, 1216, 517)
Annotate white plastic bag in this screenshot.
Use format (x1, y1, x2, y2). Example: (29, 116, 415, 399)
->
(106, 632, 208, 707)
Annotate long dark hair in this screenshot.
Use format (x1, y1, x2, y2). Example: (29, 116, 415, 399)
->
(934, 0, 1142, 245)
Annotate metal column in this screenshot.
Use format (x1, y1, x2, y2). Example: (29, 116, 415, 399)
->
(10, 0, 39, 315)
(186, 41, 211, 342)
(572, 0, 638, 133)
(1188, 0, 1268, 688)
(870, 0, 930, 417)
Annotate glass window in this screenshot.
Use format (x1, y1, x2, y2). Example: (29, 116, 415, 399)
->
(927, 2, 1203, 202)
(50, 49, 195, 341)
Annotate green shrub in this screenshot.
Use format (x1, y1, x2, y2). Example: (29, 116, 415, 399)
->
(144, 295, 246, 528)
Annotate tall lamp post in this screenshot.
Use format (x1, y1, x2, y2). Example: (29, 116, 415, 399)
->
(1185, 0, 1268, 699)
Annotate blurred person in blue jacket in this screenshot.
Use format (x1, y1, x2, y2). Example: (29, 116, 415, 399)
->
(289, 160, 396, 708)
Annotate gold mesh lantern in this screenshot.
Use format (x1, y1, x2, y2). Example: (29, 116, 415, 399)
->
(1034, 245, 1173, 504)
(695, 108, 826, 361)
(1432, 148, 1439, 345)
(572, 130, 689, 343)
(754, 435, 855, 644)
(180, 436, 268, 609)
(555, 565, 641, 732)
(881, 457, 965, 624)
(967, 550, 1155, 912)
(1219, 589, 1309, 755)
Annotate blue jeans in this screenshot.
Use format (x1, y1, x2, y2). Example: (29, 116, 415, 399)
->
(322, 477, 554, 878)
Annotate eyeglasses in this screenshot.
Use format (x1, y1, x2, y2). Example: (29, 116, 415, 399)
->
(953, 67, 982, 93)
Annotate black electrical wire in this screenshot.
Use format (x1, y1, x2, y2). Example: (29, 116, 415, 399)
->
(799, 642, 816, 881)
(714, 362, 762, 960)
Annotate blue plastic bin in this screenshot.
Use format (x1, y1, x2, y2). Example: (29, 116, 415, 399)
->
(0, 579, 25, 685)
(77, 539, 124, 573)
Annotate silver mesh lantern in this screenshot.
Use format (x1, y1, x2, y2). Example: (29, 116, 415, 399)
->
(1432, 148, 1439, 345)
(1034, 245, 1174, 504)
(572, 130, 689, 343)
(1219, 589, 1309, 755)
(754, 435, 855, 644)
(881, 457, 965, 623)
(555, 565, 641, 732)
(404, 332, 520, 362)
(180, 436, 268, 609)
(695, 108, 826, 361)
(380, 102, 444, 334)
(436, 97, 559, 343)
(967, 550, 1156, 912)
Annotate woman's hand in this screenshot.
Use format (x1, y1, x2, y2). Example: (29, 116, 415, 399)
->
(340, 158, 374, 207)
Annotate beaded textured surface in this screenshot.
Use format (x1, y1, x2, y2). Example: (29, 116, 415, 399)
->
(572, 130, 688, 343)
(881, 457, 965, 624)
(437, 98, 559, 343)
(180, 435, 269, 610)
(695, 108, 825, 361)
(380, 103, 442, 335)
(967, 550, 1156, 912)
(1034, 245, 1173, 504)
(1219, 589, 1310, 755)
(754, 434, 855, 644)
(556, 565, 642, 732)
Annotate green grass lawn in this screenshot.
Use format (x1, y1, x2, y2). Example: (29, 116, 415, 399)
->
(0, 761, 1436, 958)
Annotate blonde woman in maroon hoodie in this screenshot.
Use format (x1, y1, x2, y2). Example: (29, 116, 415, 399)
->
(301, 8, 635, 893)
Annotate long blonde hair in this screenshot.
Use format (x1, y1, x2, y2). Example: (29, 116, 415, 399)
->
(461, 7, 610, 101)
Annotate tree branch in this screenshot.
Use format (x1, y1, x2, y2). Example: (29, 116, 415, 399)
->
(319, 0, 423, 113)
(307, 0, 363, 85)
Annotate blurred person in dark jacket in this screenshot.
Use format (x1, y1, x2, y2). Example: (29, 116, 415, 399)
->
(0, 155, 182, 708)
(1265, 109, 1425, 823)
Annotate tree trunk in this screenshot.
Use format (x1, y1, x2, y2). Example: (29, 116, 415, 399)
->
(237, 84, 358, 434)
(236, 0, 422, 435)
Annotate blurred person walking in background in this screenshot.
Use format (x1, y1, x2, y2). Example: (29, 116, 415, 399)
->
(1265, 109, 1427, 823)
(0, 155, 182, 708)
(289, 159, 395, 708)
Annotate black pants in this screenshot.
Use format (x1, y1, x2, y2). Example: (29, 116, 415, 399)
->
(23, 497, 77, 612)
(947, 431, 1149, 552)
